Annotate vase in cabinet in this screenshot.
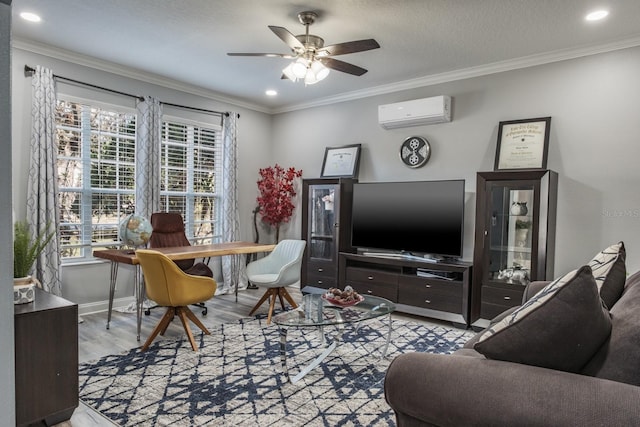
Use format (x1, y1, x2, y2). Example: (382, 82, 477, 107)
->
(301, 178, 355, 290)
(470, 170, 558, 330)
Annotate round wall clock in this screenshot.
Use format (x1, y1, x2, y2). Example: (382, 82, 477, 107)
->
(400, 136, 431, 168)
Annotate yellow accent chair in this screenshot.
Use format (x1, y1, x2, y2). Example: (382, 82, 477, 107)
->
(149, 212, 213, 315)
(247, 239, 307, 324)
(135, 249, 217, 351)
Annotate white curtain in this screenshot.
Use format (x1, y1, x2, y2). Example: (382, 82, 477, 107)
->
(219, 112, 246, 294)
(27, 65, 62, 295)
(135, 96, 162, 218)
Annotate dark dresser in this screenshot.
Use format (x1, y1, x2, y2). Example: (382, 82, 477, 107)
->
(14, 288, 78, 426)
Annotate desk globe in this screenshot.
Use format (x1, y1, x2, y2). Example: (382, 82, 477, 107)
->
(119, 214, 152, 247)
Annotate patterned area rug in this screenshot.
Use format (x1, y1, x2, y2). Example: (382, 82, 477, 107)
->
(79, 316, 475, 426)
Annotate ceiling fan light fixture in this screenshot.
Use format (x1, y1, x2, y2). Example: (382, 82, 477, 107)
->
(229, 10, 379, 84)
(282, 63, 298, 82)
(304, 73, 318, 85)
(311, 61, 330, 81)
(292, 58, 309, 78)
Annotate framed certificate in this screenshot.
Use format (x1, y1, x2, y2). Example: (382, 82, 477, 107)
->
(320, 144, 362, 178)
(494, 117, 551, 170)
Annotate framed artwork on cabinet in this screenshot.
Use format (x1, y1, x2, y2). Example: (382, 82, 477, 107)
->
(320, 144, 362, 178)
(494, 117, 551, 170)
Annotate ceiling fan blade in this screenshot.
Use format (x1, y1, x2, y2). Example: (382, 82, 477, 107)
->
(268, 25, 305, 51)
(227, 52, 294, 58)
(318, 57, 368, 76)
(319, 39, 380, 56)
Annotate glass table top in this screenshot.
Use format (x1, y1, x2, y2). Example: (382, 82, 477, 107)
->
(273, 293, 396, 328)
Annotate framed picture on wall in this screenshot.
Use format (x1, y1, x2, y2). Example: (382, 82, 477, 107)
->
(320, 144, 362, 178)
(494, 117, 551, 170)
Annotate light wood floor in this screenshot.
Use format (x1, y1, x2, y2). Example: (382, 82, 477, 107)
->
(78, 286, 295, 364)
(61, 286, 446, 426)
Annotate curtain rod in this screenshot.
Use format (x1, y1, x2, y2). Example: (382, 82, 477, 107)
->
(24, 65, 145, 101)
(24, 65, 240, 119)
(161, 101, 238, 119)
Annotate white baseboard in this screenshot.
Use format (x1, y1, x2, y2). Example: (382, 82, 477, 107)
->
(78, 296, 136, 316)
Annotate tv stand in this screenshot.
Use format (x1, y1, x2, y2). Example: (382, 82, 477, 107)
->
(339, 252, 473, 327)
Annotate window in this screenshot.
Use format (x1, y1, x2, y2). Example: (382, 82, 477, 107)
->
(55, 98, 222, 262)
(159, 118, 221, 244)
(56, 99, 137, 261)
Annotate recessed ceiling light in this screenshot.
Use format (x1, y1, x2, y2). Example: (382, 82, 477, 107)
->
(265, 90, 278, 96)
(585, 10, 609, 21)
(20, 12, 42, 23)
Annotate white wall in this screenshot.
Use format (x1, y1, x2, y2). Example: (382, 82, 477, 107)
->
(11, 47, 275, 308)
(1, 2, 15, 424)
(272, 46, 640, 277)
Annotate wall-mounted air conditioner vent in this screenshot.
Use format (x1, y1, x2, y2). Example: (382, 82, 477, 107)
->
(378, 95, 452, 129)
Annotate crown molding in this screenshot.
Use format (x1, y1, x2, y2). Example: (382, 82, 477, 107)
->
(272, 35, 640, 114)
(13, 35, 640, 115)
(12, 37, 271, 114)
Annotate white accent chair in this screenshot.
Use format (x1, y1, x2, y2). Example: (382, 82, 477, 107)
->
(247, 239, 307, 324)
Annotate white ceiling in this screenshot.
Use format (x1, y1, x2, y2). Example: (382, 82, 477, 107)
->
(11, 0, 640, 113)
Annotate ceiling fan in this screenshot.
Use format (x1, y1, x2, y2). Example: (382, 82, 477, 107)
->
(227, 11, 380, 83)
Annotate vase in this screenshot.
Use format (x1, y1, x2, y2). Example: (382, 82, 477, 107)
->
(510, 202, 528, 216)
(13, 276, 36, 304)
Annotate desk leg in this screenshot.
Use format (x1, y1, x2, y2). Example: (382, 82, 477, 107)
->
(233, 254, 239, 303)
(135, 265, 143, 342)
(106, 261, 119, 330)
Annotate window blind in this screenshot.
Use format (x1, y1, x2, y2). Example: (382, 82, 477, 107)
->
(160, 119, 222, 245)
(56, 99, 137, 260)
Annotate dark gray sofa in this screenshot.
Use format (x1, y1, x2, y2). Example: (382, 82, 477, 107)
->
(385, 269, 640, 426)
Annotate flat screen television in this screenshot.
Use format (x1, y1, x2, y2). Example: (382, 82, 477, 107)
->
(350, 179, 465, 260)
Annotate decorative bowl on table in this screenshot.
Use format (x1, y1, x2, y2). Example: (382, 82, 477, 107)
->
(322, 287, 364, 307)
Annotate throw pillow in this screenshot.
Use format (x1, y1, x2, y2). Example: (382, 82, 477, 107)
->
(588, 241, 626, 309)
(474, 266, 612, 373)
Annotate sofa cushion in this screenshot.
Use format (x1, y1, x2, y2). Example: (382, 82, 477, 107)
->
(581, 270, 640, 386)
(588, 242, 626, 309)
(474, 266, 612, 373)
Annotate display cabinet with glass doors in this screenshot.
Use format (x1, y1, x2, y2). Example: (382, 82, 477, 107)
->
(471, 170, 558, 330)
(301, 178, 355, 290)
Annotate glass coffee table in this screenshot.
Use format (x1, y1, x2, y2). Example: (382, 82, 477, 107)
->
(273, 292, 396, 384)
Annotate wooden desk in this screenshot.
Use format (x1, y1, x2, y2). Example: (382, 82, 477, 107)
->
(94, 241, 276, 340)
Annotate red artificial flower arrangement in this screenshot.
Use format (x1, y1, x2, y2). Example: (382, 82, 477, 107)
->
(256, 164, 303, 241)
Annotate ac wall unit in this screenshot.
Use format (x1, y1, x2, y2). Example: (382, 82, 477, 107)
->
(378, 95, 452, 129)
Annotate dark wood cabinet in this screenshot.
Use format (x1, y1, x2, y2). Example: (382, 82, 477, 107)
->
(340, 253, 472, 327)
(398, 275, 464, 313)
(345, 265, 399, 302)
(301, 178, 355, 289)
(471, 170, 558, 330)
(14, 288, 78, 426)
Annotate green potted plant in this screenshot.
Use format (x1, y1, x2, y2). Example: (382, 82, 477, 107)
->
(13, 220, 55, 303)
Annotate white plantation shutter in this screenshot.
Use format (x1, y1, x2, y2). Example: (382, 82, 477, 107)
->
(56, 99, 137, 261)
(160, 118, 222, 244)
(55, 99, 222, 262)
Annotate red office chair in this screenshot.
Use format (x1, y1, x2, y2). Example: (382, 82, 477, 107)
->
(148, 212, 213, 314)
